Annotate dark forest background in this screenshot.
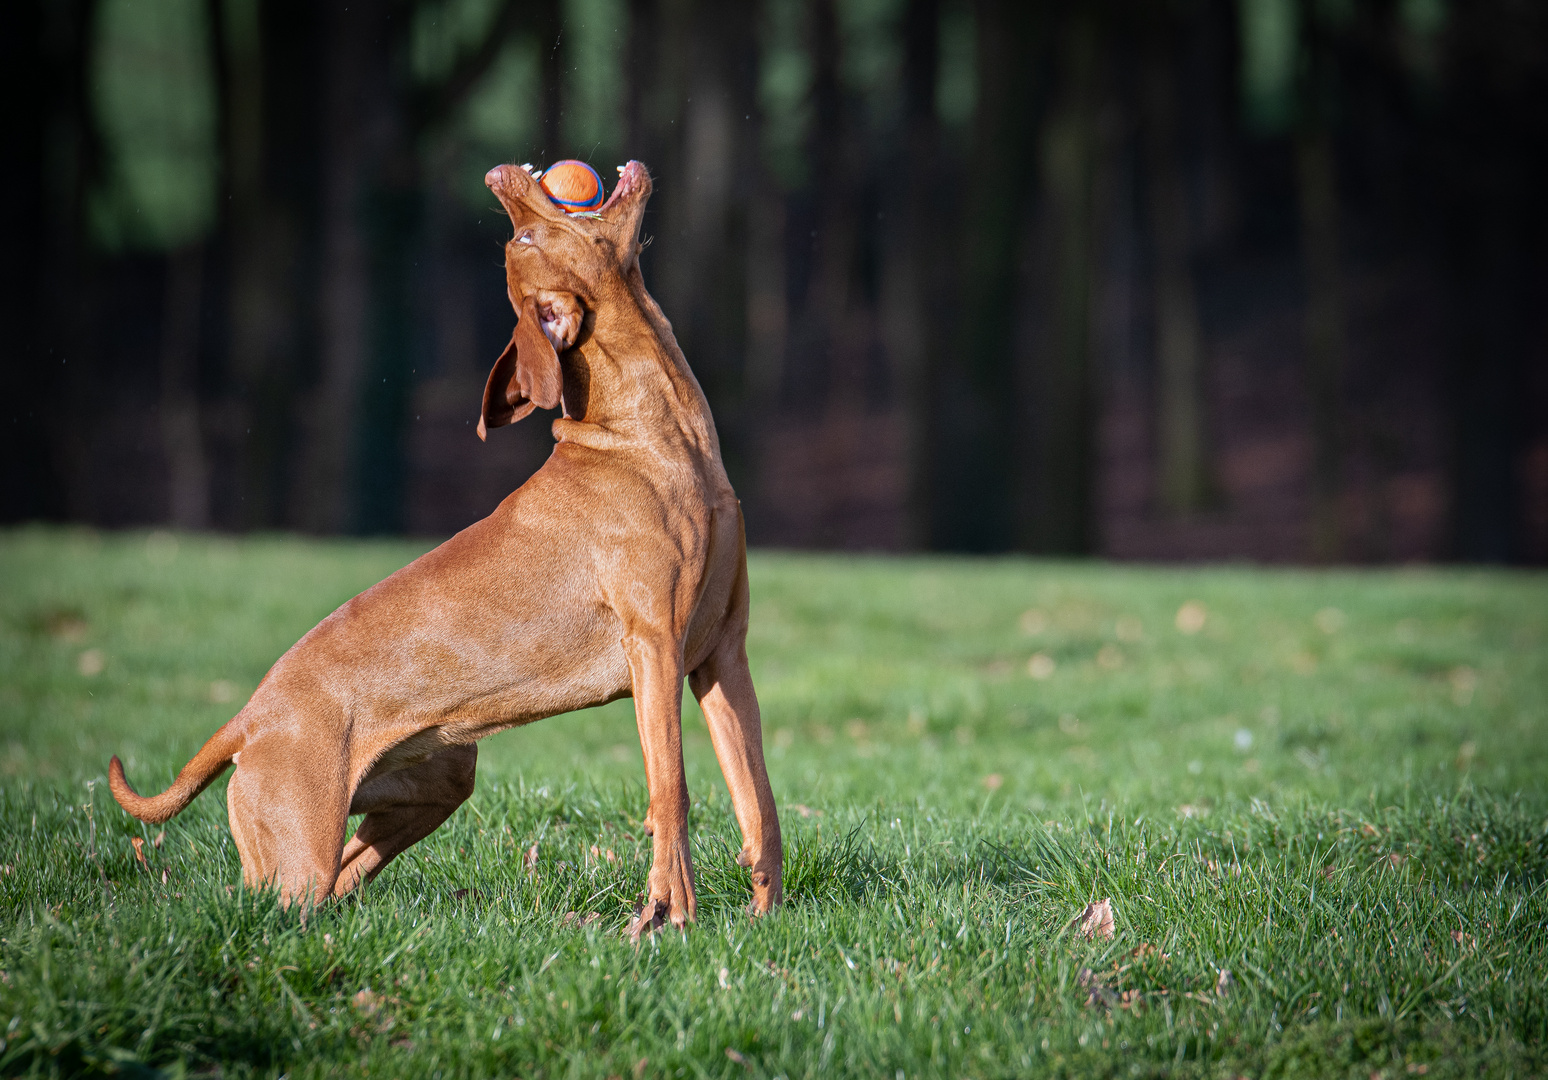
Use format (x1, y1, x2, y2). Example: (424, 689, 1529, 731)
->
(3, 0, 1545, 562)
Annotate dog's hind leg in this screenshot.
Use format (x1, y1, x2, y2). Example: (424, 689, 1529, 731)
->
(690, 634, 783, 916)
(333, 744, 477, 897)
(226, 734, 352, 910)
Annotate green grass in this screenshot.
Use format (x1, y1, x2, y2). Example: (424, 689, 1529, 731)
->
(1, 526, 1545, 1078)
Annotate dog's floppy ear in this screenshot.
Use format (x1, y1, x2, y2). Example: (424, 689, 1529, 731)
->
(477, 293, 562, 440)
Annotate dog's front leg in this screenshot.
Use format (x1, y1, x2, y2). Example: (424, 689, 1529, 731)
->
(622, 633, 696, 937)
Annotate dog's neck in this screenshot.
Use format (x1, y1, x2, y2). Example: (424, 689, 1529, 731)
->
(551, 269, 723, 468)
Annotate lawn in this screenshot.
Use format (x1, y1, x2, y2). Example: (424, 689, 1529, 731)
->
(0, 526, 1545, 1078)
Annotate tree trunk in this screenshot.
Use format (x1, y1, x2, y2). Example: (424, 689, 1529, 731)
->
(536, 2, 566, 159)
(297, 0, 389, 534)
(1013, 9, 1103, 555)
(881, 0, 941, 549)
(0, 0, 58, 520)
(212, 0, 308, 529)
(1295, 125, 1346, 562)
(1143, 34, 1212, 515)
(159, 244, 211, 529)
(935, 0, 1039, 551)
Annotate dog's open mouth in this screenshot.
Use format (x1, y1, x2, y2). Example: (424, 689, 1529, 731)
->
(487, 161, 647, 224)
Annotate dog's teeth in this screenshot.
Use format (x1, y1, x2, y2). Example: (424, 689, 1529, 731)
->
(520, 163, 533, 172)
(616, 165, 626, 174)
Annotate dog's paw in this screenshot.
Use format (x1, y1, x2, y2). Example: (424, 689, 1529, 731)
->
(629, 842, 696, 938)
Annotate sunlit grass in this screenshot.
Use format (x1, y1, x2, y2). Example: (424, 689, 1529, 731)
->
(1, 527, 1544, 1077)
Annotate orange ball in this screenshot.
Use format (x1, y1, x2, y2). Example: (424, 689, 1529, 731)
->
(539, 160, 604, 213)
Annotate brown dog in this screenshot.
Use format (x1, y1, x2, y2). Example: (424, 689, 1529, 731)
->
(109, 160, 782, 934)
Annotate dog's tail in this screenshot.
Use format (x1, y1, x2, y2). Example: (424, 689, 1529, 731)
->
(108, 720, 243, 824)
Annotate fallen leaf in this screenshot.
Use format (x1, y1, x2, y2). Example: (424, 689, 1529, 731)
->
(130, 837, 147, 867)
(1072, 898, 1115, 940)
(725, 1047, 748, 1067)
(353, 989, 381, 1015)
(1215, 969, 1234, 997)
(524, 843, 539, 873)
(152, 830, 164, 849)
(1175, 601, 1207, 634)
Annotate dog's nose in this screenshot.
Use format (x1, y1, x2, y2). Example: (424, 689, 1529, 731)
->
(484, 165, 510, 190)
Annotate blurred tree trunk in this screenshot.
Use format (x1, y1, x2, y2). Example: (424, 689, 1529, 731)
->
(0, 0, 62, 520)
(159, 244, 211, 529)
(881, 0, 941, 549)
(1142, 25, 1212, 516)
(40, 0, 104, 524)
(743, 24, 788, 423)
(625, 0, 661, 165)
(1439, 0, 1546, 562)
(210, 0, 313, 530)
(789, 0, 858, 414)
(1295, 126, 1345, 562)
(1012, 7, 1104, 554)
(938, 0, 1040, 550)
(536, 1, 565, 159)
(654, 0, 752, 397)
(1294, 4, 1348, 563)
(298, 0, 391, 534)
(299, 0, 522, 535)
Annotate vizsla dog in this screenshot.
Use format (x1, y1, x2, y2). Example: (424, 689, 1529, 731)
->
(109, 160, 782, 935)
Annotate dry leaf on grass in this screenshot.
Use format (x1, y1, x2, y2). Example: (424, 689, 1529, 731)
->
(561, 911, 602, 929)
(1072, 897, 1115, 940)
(130, 837, 147, 867)
(725, 1047, 749, 1068)
(1215, 969, 1234, 997)
(523, 843, 539, 873)
(353, 989, 381, 1015)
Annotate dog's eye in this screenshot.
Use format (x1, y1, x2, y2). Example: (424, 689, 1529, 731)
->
(516, 231, 535, 246)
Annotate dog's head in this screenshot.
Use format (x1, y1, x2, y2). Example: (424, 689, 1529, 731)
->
(476, 160, 653, 439)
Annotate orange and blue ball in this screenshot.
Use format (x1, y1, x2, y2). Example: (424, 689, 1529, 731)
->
(539, 160, 605, 213)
